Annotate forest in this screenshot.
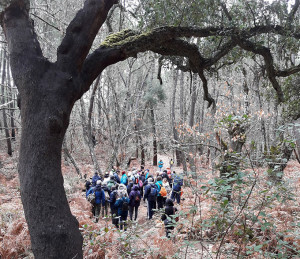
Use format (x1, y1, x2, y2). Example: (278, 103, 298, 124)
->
(0, 0, 299, 258)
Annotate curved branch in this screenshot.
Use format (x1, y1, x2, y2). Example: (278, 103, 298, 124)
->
(106, 3, 126, 33)
(57, 0, 118, 73)
(276, 64, 300, 77)
(235, 38, 285, 102)
(198, 70, 216, 109)
(157, 56, 164, 85)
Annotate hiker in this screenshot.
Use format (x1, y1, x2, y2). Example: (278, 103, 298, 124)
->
(145, 169, 150, 179)
(117, 183, 129, 198)
(102, 172, 110, 185)
(101, 183, 110, 217)
(127, 177, 134, 195)
(169, 158, 174, 169)
(113, 170, 121, 184)
(106, 175, 116, 191)
(85, 178, 92, 194)
(109, 185, 118, 227)
(161, 198, 178, 238)
(155, 176, 165, 209)
(158, 159, 164, 172)
(120, 171, 128, 186)
(128, 185, 141, 221)
(114, 192, 130, 230)
(138, 171, 146, 197)
(92, 171, 101, 186)
(171, 173, 183, 204)
(162, 177, 171, 204)
(161, 170, 170, 182)
(144, 178, 158, 220)
(86, 180, 105, 222)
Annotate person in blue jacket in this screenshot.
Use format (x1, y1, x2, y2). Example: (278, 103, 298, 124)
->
(86, 180, 105, 222)
(171, 173, 183, 204)
(158, 159, 164, 172)
(155, 176, 164, 209)
(91, 172, 101, 187)
(114, 192, 130, 230)
(120, 171, 128, 186)
(109, 185, 118, 227)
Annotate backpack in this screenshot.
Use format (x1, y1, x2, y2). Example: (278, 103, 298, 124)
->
(87, 191, 95, 204)
(107, 180, 115, 190)
(138, 179, 143, 188)
(159, 184, 167, 197)
(122, 200, 129, 211)
(135, 193, 140, 202)
(149, 186, 157, 197)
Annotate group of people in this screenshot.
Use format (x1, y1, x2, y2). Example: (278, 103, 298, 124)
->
(84, 162, 183, 237)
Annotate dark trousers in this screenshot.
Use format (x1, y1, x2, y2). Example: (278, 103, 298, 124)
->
(111, 207, 118, 227)
(140, 187, 144, 198)
(171, 191, 181, 204)
(164, 220, 175, 238)
(118, 214, 128, 230)
(147, 200, 156, 219)
(157, 196, 164, 209)
(94, 203, 101, 222)
(129, 205, 139, 221)
(163, 197, 167, 206)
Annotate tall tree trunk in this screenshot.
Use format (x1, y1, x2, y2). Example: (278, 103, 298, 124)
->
(171, 70, 182, 166)
(150, 105, 158, 166)
(80, 98, 102, 175)
(1, 49, 12, 156)
(88, 75, 101, 146)
(6, 55, 16, 140)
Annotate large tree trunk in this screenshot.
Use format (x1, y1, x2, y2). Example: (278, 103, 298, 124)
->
(18, 68, 83, 258)
(1, 1, 117, 257)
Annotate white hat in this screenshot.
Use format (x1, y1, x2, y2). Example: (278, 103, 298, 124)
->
(96, 180, 101, 185)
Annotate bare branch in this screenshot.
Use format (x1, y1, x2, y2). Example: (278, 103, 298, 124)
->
(0, 0, 46, 91)
(235, 38, 284, 102)
(276, 64, 300, 77)
(286, 0, 300, 29)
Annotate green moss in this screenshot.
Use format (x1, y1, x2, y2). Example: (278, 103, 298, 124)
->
(100, 28, 158, 48)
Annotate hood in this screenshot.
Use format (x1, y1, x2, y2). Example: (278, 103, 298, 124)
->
(165, 198, 174, 207)
(118, 184, 126, 190)
(133, 185, 139, 191)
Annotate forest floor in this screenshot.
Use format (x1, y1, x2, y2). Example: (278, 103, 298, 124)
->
(0, 151, 300, 258)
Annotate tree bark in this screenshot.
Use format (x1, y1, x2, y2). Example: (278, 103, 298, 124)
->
(80, 98, 102, 175)
(0, 0, 117, 257)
